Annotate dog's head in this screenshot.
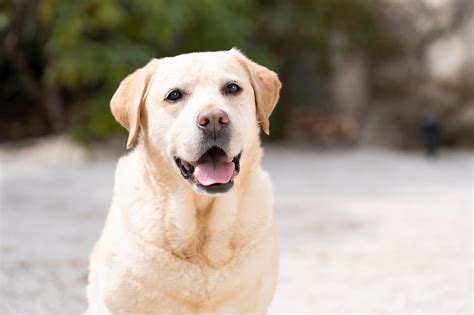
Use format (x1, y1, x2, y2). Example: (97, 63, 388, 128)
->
(110, 49, 281, 194)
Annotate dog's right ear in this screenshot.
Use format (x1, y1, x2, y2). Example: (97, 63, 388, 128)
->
(111, 59, 158, 149)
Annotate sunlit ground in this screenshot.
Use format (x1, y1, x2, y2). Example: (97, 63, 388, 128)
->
(0, 137, 472, 313)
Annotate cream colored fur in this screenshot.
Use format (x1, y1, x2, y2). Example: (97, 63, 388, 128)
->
(86, 49, 281, 314)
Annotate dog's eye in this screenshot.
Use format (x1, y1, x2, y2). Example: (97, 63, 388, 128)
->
(166, 90, 183, 102)
(224, 83, 241, 95)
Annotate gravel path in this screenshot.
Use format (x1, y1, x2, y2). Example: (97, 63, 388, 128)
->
(0, 137, 472, 314)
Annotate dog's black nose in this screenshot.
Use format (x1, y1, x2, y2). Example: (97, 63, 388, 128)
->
(197, 108, 229, 135)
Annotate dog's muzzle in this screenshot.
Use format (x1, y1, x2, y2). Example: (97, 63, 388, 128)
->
(174, 146, 241, 194)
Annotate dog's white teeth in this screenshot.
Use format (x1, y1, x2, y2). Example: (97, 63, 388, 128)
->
(183, 161, 193, 171)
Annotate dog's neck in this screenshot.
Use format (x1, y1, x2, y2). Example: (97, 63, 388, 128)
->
(124, 136, 263, 267)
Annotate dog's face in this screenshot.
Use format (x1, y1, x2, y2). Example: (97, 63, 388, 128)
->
(110, 49, 281, 194)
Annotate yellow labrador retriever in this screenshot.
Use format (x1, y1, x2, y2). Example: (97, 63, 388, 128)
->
(86, 49, 281, 314)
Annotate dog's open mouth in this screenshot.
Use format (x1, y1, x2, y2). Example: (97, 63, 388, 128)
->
(174, 147, 241, 193)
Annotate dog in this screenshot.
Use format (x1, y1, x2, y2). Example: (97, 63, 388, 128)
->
(86, 49, 281, 314)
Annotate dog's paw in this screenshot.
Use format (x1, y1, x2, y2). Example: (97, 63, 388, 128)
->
(203, 242, 234, 268)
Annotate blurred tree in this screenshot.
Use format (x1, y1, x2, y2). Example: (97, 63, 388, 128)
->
(37, 0, 258, 141)
(1, 0, 65, 137)
(1, 0, 390, 142)
(251, 0, 393, 139)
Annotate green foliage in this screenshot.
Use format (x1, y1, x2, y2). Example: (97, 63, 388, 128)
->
(0, 1, 12, 32)
(38, 0, 259, 140)
(19, 0, 392, 141)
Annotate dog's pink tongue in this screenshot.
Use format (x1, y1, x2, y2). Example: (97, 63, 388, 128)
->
(194, 152, 234, 186)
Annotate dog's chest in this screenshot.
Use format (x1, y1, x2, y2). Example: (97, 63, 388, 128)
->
(105, 240, 268, 313)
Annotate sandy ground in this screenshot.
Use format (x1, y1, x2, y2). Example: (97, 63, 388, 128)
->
(0, 136, 472, 314)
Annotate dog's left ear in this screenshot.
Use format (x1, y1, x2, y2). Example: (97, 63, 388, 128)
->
(234, 50, 282, 135)
(110, 59, 158, 149)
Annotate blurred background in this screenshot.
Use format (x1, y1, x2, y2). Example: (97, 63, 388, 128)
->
(2, 0, 474, 147)
(0, 0, 472, 313)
